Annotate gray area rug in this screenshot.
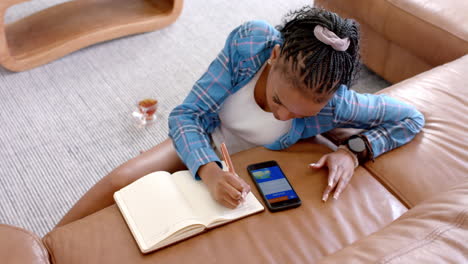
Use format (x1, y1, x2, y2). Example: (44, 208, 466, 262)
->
(0, 0, 389, 237)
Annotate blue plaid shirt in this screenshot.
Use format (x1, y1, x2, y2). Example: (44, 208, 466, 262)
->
(168, 20, 425, 178)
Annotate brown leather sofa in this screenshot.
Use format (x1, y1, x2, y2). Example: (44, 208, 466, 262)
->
(2, 0, 467, 263)
(315, 0, 468, 83)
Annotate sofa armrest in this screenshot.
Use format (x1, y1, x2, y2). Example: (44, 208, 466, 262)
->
(315, 0, 468, 83)
(317, 181, 468, 263)
(0, 224, 50, 264)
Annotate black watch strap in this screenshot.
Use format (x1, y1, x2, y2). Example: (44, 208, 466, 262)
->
(346, 135, 373, 163)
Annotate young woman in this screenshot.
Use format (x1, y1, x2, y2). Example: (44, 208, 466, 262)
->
(57, 6, 424, 226)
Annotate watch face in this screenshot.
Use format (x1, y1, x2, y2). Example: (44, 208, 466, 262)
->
(349, 137, 366, 152)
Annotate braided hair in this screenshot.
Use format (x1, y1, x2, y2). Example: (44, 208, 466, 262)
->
(276, 6, 361, 101)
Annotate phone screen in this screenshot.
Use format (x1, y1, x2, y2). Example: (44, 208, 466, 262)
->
(250, 164, 299, 205)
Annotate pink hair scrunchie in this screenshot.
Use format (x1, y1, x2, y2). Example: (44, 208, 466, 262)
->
(313, 25, 350, 52)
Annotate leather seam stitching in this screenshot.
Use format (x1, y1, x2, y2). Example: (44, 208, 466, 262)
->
(378, 209, 468, 263)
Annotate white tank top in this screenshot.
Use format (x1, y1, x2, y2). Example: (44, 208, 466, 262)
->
(211, 64, 292, 155)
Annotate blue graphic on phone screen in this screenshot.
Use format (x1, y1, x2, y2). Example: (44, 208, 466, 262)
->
(251, 166, 298, 203)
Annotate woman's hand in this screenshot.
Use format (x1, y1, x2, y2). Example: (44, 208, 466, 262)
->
(199, 162, 251, 208)
(309, 149, 356, 202)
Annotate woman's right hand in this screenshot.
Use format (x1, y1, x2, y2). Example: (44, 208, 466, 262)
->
(198, 162, 251, 208)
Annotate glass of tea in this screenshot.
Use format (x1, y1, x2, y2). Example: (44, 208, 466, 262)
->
(133, 98, 158, 127)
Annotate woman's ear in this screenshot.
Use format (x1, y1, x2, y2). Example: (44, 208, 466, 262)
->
(269, 44, 281, 63)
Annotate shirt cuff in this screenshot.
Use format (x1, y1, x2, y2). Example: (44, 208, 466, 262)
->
(361, 130, 382, 159)
(184, 147, 223, 180)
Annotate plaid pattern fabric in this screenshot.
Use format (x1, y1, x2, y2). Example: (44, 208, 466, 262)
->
(168, 20, 425, 178)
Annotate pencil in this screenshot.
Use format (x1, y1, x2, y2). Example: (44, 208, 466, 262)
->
(220, 142, 235, 173)
(220, 142, 247, 201)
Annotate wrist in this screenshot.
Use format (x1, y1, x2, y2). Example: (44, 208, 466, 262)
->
(337, 145, 359, 168)
(198, 162, 221, 183)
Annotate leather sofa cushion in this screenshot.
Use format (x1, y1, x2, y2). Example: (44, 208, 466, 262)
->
(360, 21, 432, 83)
(315, 0, 468, 83)
(363, 55, 468, 207)
(390, 0, 468, 42)
(315, 0, 468, 67)
(317, 180, 468, 263)
(43, 141, 407, 263)
(0, 224, 50, 264)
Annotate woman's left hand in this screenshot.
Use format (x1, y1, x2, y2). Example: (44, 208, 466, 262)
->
(309, 149, 356, 202)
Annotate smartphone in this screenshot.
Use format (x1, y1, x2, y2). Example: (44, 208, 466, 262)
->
(247, 160, 301, 212)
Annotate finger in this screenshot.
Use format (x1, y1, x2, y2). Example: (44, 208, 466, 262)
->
(231, 177, 250, 201)
(322, 167, 336, 202)
(322, 185, 333, 202)
(222, 196, 240, 209)
(226, 173, 250, 199)
(243, 181, 251, 194)
(322, 166, 337, 202)
(237, 175, 251, 195)
(220, 198, 236, 209)
(334, 171, 352, 200)
(322, 166, 342, 202)
(221, 180, 243, 201)
(225, 173, 244, 191)
(310, 155, 327, 169)
(327, 164, 339, 187)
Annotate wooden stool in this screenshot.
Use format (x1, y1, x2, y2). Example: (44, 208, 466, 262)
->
(0, 0, 183, 72)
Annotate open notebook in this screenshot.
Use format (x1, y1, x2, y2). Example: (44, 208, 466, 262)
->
(114, 169, 264, 254)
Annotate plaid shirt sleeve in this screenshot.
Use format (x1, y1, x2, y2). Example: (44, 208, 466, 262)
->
(168, 35, 236, 179)
(333, 85, 425, 158)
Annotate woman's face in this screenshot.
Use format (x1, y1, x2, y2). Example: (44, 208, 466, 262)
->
(265, 45, 332, 121)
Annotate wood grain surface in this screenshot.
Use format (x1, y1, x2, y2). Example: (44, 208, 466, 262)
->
(0, 0, 183, 72)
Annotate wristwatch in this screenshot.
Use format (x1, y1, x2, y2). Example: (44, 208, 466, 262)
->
(346, 135, 372, 163)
